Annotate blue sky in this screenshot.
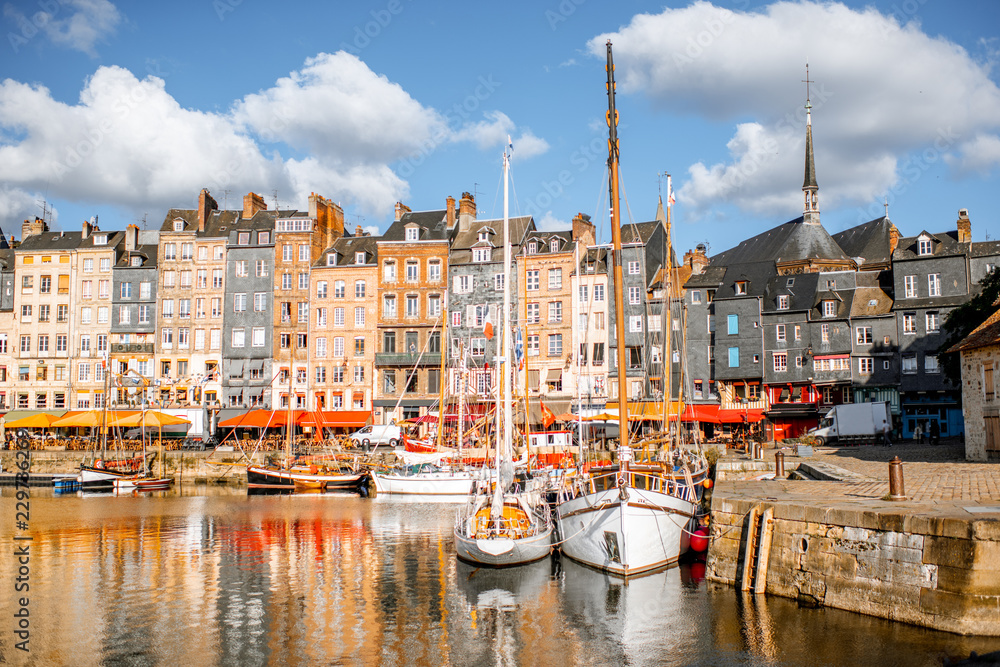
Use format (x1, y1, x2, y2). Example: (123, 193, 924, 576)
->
(1, 0, 999, 258)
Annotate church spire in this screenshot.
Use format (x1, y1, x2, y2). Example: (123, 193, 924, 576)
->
(802, 64, 820, 225)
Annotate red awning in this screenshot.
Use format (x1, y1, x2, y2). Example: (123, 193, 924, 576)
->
(299, 410, 372, 428)
(717, 407, 766, 423)
(218, 410, 308, 428)
(679, 404, 721, 424)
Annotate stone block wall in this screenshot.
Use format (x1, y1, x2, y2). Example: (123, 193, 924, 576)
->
(707, 490, 1000, 635)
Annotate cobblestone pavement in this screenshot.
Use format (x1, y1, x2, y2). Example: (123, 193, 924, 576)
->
(779, 438, 1000, 503)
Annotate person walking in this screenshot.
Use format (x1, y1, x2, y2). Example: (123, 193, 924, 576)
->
(882, 424, 892, 447)
(913, 422, 923, 444)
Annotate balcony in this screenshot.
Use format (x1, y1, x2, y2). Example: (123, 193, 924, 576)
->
(375, 353, 441, 367)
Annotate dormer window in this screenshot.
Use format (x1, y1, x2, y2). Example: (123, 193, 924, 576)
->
(822, 300, 836, 317)
(130, 257, 142, 267)
(92, 234, 107, 246)
(478, 231, 489, 242)
(826, 279, 836, 289)
(472, 247, 491, 262)
(258, 232, 269, 245)
(586, 263, 595, 273)
(238, 232, 250, 245)
(327, 254, 337, 266)
(734, 281, 747, 295)
(405, 226, 419, 242)
(918, 237, 933, 256)
(550, 239, 559, 253)
(528, 241, 537, 254)
(777, 295, 789, 310)
(785, 278, 794, 288)
(355, 252, 365, 265)
(173, 218, 185, 231)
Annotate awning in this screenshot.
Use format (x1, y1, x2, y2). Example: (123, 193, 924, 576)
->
(545, 368, 563, 382)
(680, 404, 721, 424)
(218, 409, 307, 428)
(249, 359, 265, 371)
(717, 407, 766, 423)
(229, 360, 245, 376)
(299, 410, 372, 428)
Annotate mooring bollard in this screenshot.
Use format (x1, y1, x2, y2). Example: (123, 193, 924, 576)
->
(775, 451, 785, 478)
(888, 456, 906, 500)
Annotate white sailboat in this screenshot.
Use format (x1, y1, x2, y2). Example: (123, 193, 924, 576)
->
(554, 42, 702, 577)
(454, 140, 553, 567)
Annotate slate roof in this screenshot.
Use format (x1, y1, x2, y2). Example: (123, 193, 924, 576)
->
(761, 272, 820, 313)
(621, 220, 660, 246)
(521, 230, 574, 255)
(115, 244, 158, 269)
(832, 216, 895, 267)
(450, 215, 533, 263)
(893, 230, 967, 261)
(160, 208, 242, 238)
(381, 209, 449, 242)
(850, 286, 894, 318)
(0, 248, 13, 270)
(684, 265, 726, 288)
(319, 235, 380, 267)
(17, 230, 88, 251)
(948, 306, 1000, 354)
(711, 218, 851, 267)
(971, 240, 1000, 259)
(77, 230, 124, 250)
(578, 246, 609, 274)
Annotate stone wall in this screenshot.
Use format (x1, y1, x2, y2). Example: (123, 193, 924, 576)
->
(708, 488, 1000, 635)
(959, 344, 998, 462)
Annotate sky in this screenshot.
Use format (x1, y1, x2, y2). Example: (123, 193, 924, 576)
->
(1, 0, 999, 259)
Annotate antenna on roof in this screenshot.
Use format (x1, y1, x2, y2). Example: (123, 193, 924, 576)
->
(272, 190, 280, 215)
(37, 198, 50, 222)
(222, 189, 231, 211)
(139, 213, 147, 230)
(883, 197, 889, 219)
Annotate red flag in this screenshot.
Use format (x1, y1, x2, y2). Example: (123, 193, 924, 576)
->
(540, 401, 555, 429)
(483, 307, 494, 340)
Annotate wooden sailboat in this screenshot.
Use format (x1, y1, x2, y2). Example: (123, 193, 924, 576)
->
(554, 42, 704, 577)
(453, 140, 553, 566)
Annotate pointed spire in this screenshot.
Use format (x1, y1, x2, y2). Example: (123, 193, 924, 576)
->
(802, 64, 820, 225)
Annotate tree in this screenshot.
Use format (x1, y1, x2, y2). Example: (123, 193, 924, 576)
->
(939, 269, 1000, 384)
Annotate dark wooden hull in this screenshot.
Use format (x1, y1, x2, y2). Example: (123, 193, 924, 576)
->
(246, 465, 367, 491)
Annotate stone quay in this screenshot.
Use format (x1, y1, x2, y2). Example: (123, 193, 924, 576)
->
(707, 441, 1000, 635)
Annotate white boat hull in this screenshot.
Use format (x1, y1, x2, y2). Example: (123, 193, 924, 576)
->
(370, 470, 476, 496)
(557, 486, 696, 577)
(454, 526, 553, 567)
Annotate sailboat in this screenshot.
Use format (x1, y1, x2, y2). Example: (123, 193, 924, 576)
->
(554, 42, 705, 577)
(453, 140, 553, 567)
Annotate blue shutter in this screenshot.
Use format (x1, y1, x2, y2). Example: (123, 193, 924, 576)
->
(728, 313, 739, 335)
(728, 347, 740, 368)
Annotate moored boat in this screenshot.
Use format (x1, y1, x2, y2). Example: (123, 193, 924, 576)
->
(246, 464, 368, 491)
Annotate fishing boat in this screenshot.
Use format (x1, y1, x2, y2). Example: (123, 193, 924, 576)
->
(370, 451, 478, 496)
(554, 42, 705, 577)
(246, 462, 368, 491)
(453, 140, 553, 567)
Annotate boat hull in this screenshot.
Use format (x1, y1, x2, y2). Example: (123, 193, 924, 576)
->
(370, 470, 476, 496)
(79, 466, 133, 490)
(245, 465, 367, 491)
(114, 477, 174, 492)
(556, 486, 696, 577)
(454, 526, 553, 567)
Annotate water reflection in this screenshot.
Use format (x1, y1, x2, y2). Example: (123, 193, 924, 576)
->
(0, 488, 998, 666)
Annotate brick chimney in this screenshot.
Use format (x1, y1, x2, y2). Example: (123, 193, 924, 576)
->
(458, 192, 476, 232)
(957, 208, 972, 244)
(356, 225, 364, 236)
(242, 192, 267, 220)
(125, 224, 139, 252)
(572, 212, 596, 247)
(888, 223, 901, 256)
(394, 201, 411, 222)
(445, 196, 456, 229)
(81, 219, 92, 240)
(21, 217, 47, 239)
(197, 188, 218, 233)
(684, 244, 710, 275)
(309, 192, 344, 252)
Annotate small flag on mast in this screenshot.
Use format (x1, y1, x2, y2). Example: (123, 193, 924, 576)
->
(667, 174, 675, 207)
(483, 307, 494, 340)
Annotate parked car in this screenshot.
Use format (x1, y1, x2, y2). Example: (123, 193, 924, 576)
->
(348, 424, 401, 450)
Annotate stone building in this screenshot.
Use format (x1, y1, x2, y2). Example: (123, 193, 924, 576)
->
(110, 225, 158, 406)
(949, 306, 1000, 460)
(572, 245, 610, 413)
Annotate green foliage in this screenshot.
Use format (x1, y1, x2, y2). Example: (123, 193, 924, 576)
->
(940, 269, 1000, 383)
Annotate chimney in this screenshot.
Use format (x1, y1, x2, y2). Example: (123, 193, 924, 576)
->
(242, 192, 267, 220)
(572, 212, 596, 247)
(125, 224, 139, 252)
(888, 223, 901, 256)
(81, 219, 92, 240)
(356, 225, 364, 236)
(197, 188, 218, 233)
(394, 201, 411, 222)
(957, 208, 972, 244)
(21, 217, 47, 240)
(684, 244, 710, 275)
(446, 196, 456, 229)
(309, 192, 344, 251)
(458, 192, 476, 232)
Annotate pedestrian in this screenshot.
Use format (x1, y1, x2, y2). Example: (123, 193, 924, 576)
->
(930, 420, 940, 445)
(913, 422, 923, 444)
(882, 425, 892, 447)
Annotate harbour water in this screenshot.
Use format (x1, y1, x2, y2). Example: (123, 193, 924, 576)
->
(2, 486, 999, 666)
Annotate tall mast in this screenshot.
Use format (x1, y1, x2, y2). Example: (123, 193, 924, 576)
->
(502, 143, 513, 464)
(606, 41, 630, 453)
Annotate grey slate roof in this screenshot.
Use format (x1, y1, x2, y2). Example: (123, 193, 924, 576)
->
(160, 208, 242, 238)
(761, 272, 820, 313)
(450, 215, 533, 263)
(381, 209, 449, 242)
(893, 230, 966, 261)
(320, 235, 380, 267)
(115, 244, 158, 268)
(711, 218, 851, 267)
(833, 216, 895, 267)
(621, 220, 659, 246)
(851, 286, 893, 318)
(17, 230, 88, 251)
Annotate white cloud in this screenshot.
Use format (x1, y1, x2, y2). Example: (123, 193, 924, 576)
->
(535, 211, 567, 231)
(4, 0, 121, 56)
(945, 134, 1000, 175)
(590, 1, 1000, 217)
(450, 110, 515, 150)
(511, 130, 549, 160)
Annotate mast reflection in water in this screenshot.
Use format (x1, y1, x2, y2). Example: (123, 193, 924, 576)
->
(1, 487, 997, 666)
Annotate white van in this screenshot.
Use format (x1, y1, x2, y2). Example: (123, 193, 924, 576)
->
(349, 424, 402, 449)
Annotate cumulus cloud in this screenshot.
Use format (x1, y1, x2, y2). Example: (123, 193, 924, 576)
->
(535, 211, 568, 231)
(945, 134, 1000, 175)
(590, 1, 1000, 217)
(4, 0, 121, 56)
(0, 51, 547, 228)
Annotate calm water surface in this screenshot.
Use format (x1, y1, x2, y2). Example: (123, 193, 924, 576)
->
(2, 486, 999, 666)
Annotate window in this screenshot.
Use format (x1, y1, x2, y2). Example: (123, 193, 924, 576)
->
(212, 270, 223, 289)
(428, 294, 441, 317)
(691, 290, 702, 304)
(823, 301, 836, 317)
(231, 328, 246, 348)
(252, 327, 265, 348)
(383, 370, 396, 394)
(383, 261, 396, 282)
(317, 281, 328, 299)
(180, 243, 193, 260)
(354, 366, 364, 383)
(334, 280, 346, 299)
(334, 307, 345, 326)
(162, 299, 175, 318)
(98, 280, 110, 298)
(299, 244, 309, 262)
(925, 354, 940, 374)
(794, 325, 801, 341)
(83, 258, 94, 273)
(405, 227, 419, 242)
(428, 260, 442, 282)
(859, 357, 874, 375)
(254, 293, 266, 312)
(473, 247, 491, 262)
(904, 275, 917, 298)
(928, 273, 941, 297)
(38, 305, 49, 322)
(139, 281, 151, 300)
(383, 295, 396, 318)
(926, 311, 940, 333)
(527, 302, 540, 324)
(902, 354, 917, 374)
(406, 295, 418, 318)
(211, 298, 222, 318)
(776, 324, 786, 342)
(548, 334, 563, 356)
(406, 260, 419, 282)
(355, 281, 366, 298)
(549, 301, 563, 323)
(39, 275, 51, 293)
(355, 307, 365, 326)
(177, 328, 190, 348)
(548, 269, 562, 289)
(281, 273, 292, 290)
(821, 323, 830, 343)
(628, 261, 640, 275)
(773, 352, 787, 372)
(494, 273, 505, 292)
(727, 314, 738, 335)
(119, 306, 130, 324)
(56, 335, 67, 353)
(162, 328, 173, 347)
(164, 244, 176, 261)
(777, 294, 789, 310)
(734, 281, 747, 295)
(20, 305, 32, 322)
(470, 338, 486, 357)
(628, 286, 640, 305)
(594, 285, 605, 302)
(234, 293, 247, 312)
(629, 315, 642, 332)
(903, 313, 916, 335)
(236, 261, 248, 278)
(280, 302, 291, 322)
(728, 347, 740, 367)
(856, 326, 872, 345)
(526, 270, 539, 291)
(179, 299, 191, 318)
(592, 343, 605, 365)
(918, 237, 932, 255)
(197, 270, 207, 289)
(281, 244, 293, 262)
(455, 275, 472, 294)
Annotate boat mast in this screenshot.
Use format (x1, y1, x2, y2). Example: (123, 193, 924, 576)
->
(606, 41, 630, 455)
(502, 142, 513, 469)
(436, 299, 448, 452)
(664, 177, 673, 454)
(285, 346, 293, 465)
